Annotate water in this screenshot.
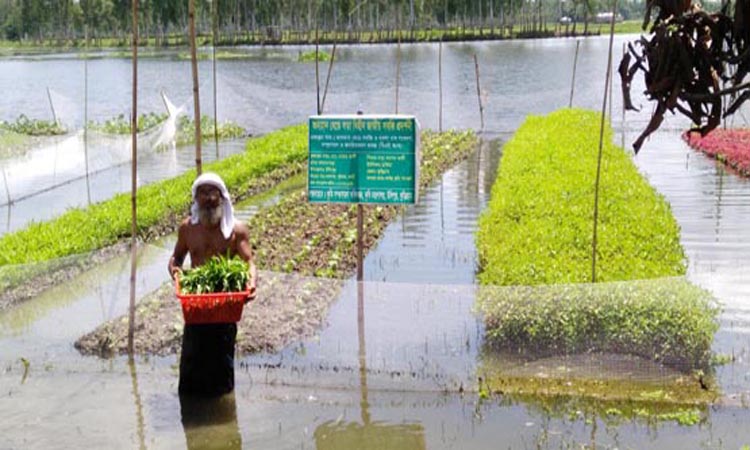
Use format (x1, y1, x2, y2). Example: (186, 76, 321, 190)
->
(2, 37, 750, 448)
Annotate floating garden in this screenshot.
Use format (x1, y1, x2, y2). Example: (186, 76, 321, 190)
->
(475, 109, 720, 408)
(0, 124, 309, 308)
(87, 113, 246, 145)
(75, 128, 478, 356)
(683, 128, 750, 177)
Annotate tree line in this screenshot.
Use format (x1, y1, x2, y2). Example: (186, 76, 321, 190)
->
(0, 0, 645, 45)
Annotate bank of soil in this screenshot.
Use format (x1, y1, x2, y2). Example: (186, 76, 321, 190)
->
(76, 271, 342, 356)
(75, 130, 479, 356)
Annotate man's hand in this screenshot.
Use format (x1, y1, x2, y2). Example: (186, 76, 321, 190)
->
(245, 280, 257, 304)
(169, 266, 182, 281)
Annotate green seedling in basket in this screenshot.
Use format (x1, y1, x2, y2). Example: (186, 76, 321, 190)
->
(180, 254, 250, 294)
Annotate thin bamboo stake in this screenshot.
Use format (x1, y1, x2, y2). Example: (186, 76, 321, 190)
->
(84, 54, 91, 204)
(46, 87, 59, 125)
(188, 0, 202, 175)
(1, 165, 10, 206)
(569, 40, 580, 108)
(473, 54, 484, 130)
(316, 26, 321, 115)
(320, 42, 337, 114)
(212, 0, 219, 159)
(127, 0, 139, 356)
(395, 21, 401, 114)
(438, 40, 443, 132)
(591, 0, 618, 283)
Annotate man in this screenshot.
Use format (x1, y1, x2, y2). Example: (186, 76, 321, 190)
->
(169, 172, 257, 396)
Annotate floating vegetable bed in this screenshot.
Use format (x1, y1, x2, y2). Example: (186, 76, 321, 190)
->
(476, 109, 719, 372)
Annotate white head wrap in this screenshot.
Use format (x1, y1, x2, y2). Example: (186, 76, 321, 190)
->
(190, 172, 235, 240)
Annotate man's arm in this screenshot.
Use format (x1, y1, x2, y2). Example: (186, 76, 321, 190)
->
(234, 223, 257, 301)
(168, 221, 190, 280)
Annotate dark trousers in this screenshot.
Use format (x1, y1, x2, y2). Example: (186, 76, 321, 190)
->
(179, 323, 237, 396)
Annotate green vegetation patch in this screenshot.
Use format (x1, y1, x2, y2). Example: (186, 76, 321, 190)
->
(476, 278, 719, 370)
(476, 109, 719, 372)
(297, 50, 331, 62)
(88, 113, 246, 145)
(0, 114, 67, 136)
(0, 123, 308, 271)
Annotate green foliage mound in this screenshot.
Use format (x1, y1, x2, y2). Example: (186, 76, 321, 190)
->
(476, 109, 719, 371)
(477, 108, 685, 285)
(477, 278, 719, 370)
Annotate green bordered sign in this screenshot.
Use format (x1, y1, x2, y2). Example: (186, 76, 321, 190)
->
(308, 115, 420, 204)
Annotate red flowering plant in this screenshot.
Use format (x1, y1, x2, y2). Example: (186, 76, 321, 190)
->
(683, 129, 750, 176)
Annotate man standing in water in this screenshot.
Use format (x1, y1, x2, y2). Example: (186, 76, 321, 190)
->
(168, 172, 257, 396)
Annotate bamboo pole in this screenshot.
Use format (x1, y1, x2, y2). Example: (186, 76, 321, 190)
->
(212, 0, 219, 159)
(438, 40, 443, 132)
(320, 42, 337, 114)
(569, 40, 580, 108)
(591, 0, 618, 283)
(395, 28, 401, 114)
(316, 26, 321, 115)
(84, 54, 91, 204)
(127, 0, 139, 356)
(46, 87, 59, 126)
(473, 54, 484, 130)
(188, 0, 202, 175)
(1, 165, 10, 206)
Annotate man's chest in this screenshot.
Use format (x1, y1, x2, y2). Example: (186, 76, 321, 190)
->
(188, 232, 233, 259)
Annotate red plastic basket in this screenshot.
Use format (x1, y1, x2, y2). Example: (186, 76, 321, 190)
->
(176, 277, 249, 324)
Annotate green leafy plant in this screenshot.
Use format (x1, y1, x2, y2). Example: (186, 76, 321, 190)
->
(180, 255, 249, 294)
(0, 114, 66, 136)
(88, 112, 168, 134)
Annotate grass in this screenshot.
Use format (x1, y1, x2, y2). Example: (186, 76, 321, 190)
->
(475, 109, 719, 372)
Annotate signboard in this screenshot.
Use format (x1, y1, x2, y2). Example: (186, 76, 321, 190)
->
(308, 115, 419, 204)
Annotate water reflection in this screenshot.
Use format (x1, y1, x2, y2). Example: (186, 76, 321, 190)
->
(180, 392, 242, 450)
(313, 281, 426, 450)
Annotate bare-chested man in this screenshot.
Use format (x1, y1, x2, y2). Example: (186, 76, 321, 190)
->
(168, 172, 257, 396)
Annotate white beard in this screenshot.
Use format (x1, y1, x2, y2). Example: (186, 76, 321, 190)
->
(198, 202, 223, 226)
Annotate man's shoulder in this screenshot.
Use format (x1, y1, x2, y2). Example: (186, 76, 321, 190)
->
(233, 221, 250, 237)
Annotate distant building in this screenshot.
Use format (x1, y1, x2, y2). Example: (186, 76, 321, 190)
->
(594, 12, 624, 23)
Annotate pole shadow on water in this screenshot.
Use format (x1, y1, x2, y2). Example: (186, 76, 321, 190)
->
(313, 283, 426, 450)
(179, 392, 243, 450)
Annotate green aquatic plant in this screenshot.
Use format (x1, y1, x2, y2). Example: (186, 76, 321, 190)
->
(0, 114, 66, 136)
(298, 50, 331, 62)
(87, 112, 168, 134)
(176, 115, 246, 145)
